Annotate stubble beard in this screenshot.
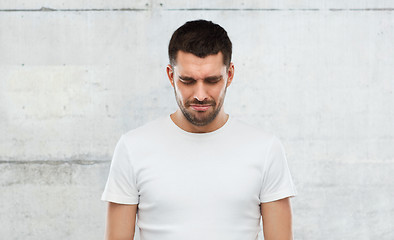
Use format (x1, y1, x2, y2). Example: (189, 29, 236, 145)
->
(174, 88, 227, 126)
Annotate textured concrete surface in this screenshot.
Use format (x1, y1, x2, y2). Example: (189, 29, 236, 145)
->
(0, 160, 109, 239)
(1, 1, 394, 239)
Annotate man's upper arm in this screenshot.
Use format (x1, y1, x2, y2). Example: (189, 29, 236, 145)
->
(105, 202, 138, 240)
(260, 197, 293, 240)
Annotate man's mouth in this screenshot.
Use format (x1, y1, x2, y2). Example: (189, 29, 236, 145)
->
(190, 105, 211, 111)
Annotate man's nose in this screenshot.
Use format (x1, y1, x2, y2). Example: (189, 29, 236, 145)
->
(194, 81, 208, 102)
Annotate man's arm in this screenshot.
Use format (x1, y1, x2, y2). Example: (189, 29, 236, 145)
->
(105, 202, 138, 240)
(260, 197, 293, 240)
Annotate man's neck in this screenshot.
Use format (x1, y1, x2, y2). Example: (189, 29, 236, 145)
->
(170, 110, 229, 133)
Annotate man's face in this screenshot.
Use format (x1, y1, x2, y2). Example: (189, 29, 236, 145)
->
(167, 51, 234, 126)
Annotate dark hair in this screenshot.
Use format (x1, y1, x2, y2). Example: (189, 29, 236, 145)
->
(168, 20, 232, 68)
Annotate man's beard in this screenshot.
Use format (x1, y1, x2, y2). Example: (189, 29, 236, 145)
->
(174, 88, 226, 126)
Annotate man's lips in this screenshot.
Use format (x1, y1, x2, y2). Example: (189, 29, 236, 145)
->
(190, 104, 211, 111)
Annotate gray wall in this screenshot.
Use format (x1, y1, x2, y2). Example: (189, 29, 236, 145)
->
(1, 1, 393, 239)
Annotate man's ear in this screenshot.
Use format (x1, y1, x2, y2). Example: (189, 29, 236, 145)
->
(226, 63, 235, 87)
(166, 64, 174, 87)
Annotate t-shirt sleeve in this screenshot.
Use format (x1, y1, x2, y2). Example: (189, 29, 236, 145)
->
(259, 135, 297, 203)
(101, 135, 139, 204)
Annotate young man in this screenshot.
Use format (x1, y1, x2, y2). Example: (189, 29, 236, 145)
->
(102, 20, 297, 240)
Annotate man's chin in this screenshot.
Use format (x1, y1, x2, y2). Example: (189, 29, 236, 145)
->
(179, 105, 220, 126)
(187, 113, 216, 126)
(189, 120, 211, 127)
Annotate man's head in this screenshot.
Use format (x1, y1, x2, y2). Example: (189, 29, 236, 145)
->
(168, 20, 232, 69)
(167, 20, 234, 129)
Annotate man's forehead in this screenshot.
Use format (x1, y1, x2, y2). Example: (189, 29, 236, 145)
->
(173, 51, 226, 76)
(173, 64, 226, 79)
(175, 51, 225, 65)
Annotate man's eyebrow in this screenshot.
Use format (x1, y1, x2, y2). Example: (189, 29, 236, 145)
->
(178, 76, 196, 81)
(178, 75, 222, 81)
(204, 75, 222, 81)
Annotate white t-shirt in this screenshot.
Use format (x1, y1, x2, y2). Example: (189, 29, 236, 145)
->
(102, 115, 297, 240)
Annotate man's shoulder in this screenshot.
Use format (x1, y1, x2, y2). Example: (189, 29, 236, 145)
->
(122, 115, 169, 141)
(230, 117, 275, 142)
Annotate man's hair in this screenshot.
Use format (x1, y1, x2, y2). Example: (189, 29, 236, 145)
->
(168, 19, 232, 68)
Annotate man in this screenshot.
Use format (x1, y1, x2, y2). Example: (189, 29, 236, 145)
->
(102, 20, 297, 240)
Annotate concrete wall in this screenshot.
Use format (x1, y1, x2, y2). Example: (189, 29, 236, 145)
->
(1, 1, 393, 239)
